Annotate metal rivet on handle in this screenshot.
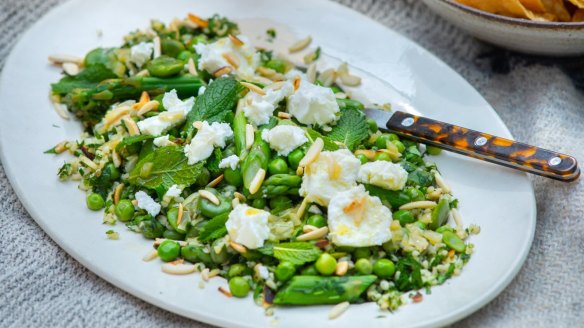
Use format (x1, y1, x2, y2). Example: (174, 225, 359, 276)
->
(474, 137, 487, 146)
(401, 117, 414, 127)
(549, 157, 562, 166)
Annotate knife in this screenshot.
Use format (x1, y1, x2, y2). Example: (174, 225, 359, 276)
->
(364, 109, 580, 182)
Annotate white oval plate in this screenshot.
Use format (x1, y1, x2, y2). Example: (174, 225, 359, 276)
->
(0, 0, 536, 327)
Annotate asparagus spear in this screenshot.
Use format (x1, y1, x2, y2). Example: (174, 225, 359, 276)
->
(273, 275, 377, 305)
(233, 109, 248, 158)
(241, 131, 271, 191)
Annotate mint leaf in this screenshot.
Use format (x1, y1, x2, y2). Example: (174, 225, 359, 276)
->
(257, 242, 274, 256)
(306, 129, 339, 151)
(326, 108, 369, 151)
(51, 64, 117, 95)
(182, 77, 244, 139)
(273, 242, 322, 265)
(198, 213, 229, 242)
(115, 135, 155, 151)
(129, 146, 203, 196)
(206, 147, 223, 175)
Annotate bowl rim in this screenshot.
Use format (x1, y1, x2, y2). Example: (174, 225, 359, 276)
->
(440, 0, 584, 29)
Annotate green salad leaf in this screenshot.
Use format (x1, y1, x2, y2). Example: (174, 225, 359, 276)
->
(273, 242, 322, 265)
(115, 135, 155, 151)
(129, 146, 203, 196)
(306, 129, 339, 151)
(198, 213, 229, 242)
(327, 108, 369, 151)
(51, 64, 117, 95)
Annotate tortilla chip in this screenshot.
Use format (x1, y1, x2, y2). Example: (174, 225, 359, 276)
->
(573, 8, 584, 21)
(520, 0, 547, 12)
(541, 0, 572, 21)
(567, 0, 584, 8)
(457, 0, 554, 20)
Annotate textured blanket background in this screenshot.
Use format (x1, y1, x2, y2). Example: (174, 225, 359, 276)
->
(1, 0, 583, 327)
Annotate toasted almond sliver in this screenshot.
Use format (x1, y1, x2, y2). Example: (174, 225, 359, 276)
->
(399, 201, 437, 210)
(306, 63, 317, 83)
(48, 54, 83, 65)
(137, 100, 159, 116)
(201, 268, 210, 281)
(162, 262, 197, 275)
(158, 111, 183, 122)
(340, 74, 362, 87)
(354, 149, 376, 160)
(303, 224, 318, 233)
(299, 138, 324, 167)
(199, 190, 220, 205)
(182, 19, 199, 29)
(451, 208, 463, 231)
(335, 261, 349, 276)
(288, 36, 312, 53)
(249, 168, 266, 195)
(320, 68, 337, 87)
(213, 66, 232, 77)
(245, 124, 254, 150)
(329, 301, 350, 320)
(296, 226, 328, 241)
(136, 69, 150, 77)
(54, 142, 67, 154)
(231, 198, 240, 208)
(79, 156, 98, 170)
(256, 66, 277, 78)
(240, 82, 266, 96)
(62, 62, 79, 76)
(206, 174, 224, 188)
(295, 197, 310, 223)
(122, 117, 140, 136)
(51, 100, 70, 120)
(234, 191, 246, 202)
(187, 13, 209, 28)
(193, 121, 204, 130)
(176, 203, 184, 226)
(142, 249, 158, 262)
(153, 36, 161, 58)
(335, 92, 347, 99)
(228, 34, 244, 46)
(434, 172, 451, 194)
(230, 241, 247, 253)
(187, 57, 198, 76)
(292, 76, 301, 91)
(113, 183, 124, 205)
(222, 52, 240, 68)
(277, 112, 291, 119)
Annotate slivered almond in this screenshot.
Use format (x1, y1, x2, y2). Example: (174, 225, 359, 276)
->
(51, 100, 70, 120)
(306, 63, 317, 83)
(329, 301, 350, 320)
(113, 183, 124, 205)
(277, 112, 291, 119)
(158, 111, 183, 122)
(335, 92, 347, 99)
(296, 226, 328, 241)
(340, 74, 362, 87)
(54, 142, 67, 154)
(187, 57, 198, 76)
(451, 208, 463, 231)
(245, 124, 254, 150)
(335, 261, 349, 276)
(103, 106, 132, 128)
(201, 268, 210, 281)
(62, 62, 79, 76)
(303, 225, 318, 233)
(137, 100, 159, 116)
(79, 156, 98, 170)
(299, 138, 323, 167)
(230, 241, 247, 253)
(256, 66, 277, 78)
(292, 76, 301, 91)
(222, 52, 240, 68)
(176, 203, 184, 226)
(231, 198, 240, 208)
(48, 54, 83, 65)
(122, 117, 140, 136)
(228, 34, 244, 46)
(241, 81, 266, 96)
(295, 197, 310, 222)
(131, 199, 138, 206)
(153, 36, 161, 58)
(354, 149, 376, 160)
(296, 166, 304, 176)
(199, 190, 220, 205)
(154, 238, 187, 247)
(139, 91, 150, 104)
(136, 69, 150, 77)
(188, 13, 209, 28)
(193, 121, 204, 130)
(218, 286, 233, 298)
(249, 168, 266, 195)
(142, 249, 158, 262)
(399, 201, 437, 210)
(162, 262, 197, 275)
(288, 36, 312, 53)
(182, 19, 199, 29)
(213, 66, 232, 77)
(206, 174, 224, 188)
(319, 68, 337, 87)
(434, 172, 451, 193)
(234, 192, 246, 202)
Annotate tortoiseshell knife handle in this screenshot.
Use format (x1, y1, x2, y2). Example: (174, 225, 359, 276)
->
(386, 111, 580, 182)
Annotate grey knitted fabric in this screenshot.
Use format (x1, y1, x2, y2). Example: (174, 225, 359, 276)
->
(1, 0, 583, 327)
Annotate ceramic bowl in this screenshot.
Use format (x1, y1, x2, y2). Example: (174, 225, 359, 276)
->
(422, 0, 584, 56)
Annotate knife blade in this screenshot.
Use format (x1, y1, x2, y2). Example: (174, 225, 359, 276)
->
(364, 108, 580, 182)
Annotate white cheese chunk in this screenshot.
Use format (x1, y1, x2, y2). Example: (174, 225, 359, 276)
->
(358, 161, 408, 191)
(299, 149, 361, 206)
(184, 121, 233, 165)
(328, 185, 392, 247)
(225, 204, 270, 249)
(137, 90, 194, 136)
(153, 135, 174, 147)
(135, 191, 161, 217)
(193, 35, 259, 79)
(287, 81, 339, 125)
(261, 125, 308, 156)
(241, 82, 294, 126)
(164, 184, 183, 198)
(219, 155, 240, 170)
(130, 42, 154, 68)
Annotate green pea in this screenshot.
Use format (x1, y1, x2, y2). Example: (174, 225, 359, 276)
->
(176, 50, 194, 62)
(393, 210, 415, 225)
(300, 264, 319, 276)
(229, 277, 250, 298)
(287, 149, 305, 169)
(353, 248, 371, 260)
(275, 261, 296, 282)
(104, 163, 121, 181)
(228, 263, 249, 278)
(373, 259, 396, 278)
(161, 38, 185, 58)
(355, 258, 373, 275)
(407, 188, 425, 201)
(306, 214, 327, 228)
(391, 140, 405, 153)
(114, 199, 134, 222)
(198, 188, 231, 218)
(158, 240, 180, 262)
(426, 145, 443, 156)
(356, 154, 369, 164)
(374, 152, 392, 162)
(162, 229, 185, 241)
(269, 196, 292, 212)
(180, 244, 212, 265)
(268, 158, 289, 175)
(388, 133, 399, 142)
(375, 134, 391, 149)
(265, 59, 286, 73)
(251, 198, 266, 209)
(224, 168, 243, 187)
(315, 253, 337, 276)
(86, 193, 105, 211)
(442, 231, 466, 253)
(147, 55, 184, 77)
(367, 118, 378, 132)
(139, 217, 165, 239)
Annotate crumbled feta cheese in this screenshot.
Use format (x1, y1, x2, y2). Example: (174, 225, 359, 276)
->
(198, 86, 206, 96)
(287, 81, 339, 125)
(130, 42, 154, 68)
(327, 185, 392, 247)
(256, 264, 270, 280)
(358, 161, 408, 191)
(135, 191, 161, 217)
(219, 155, 240, 170)
(241, 82, 294, 126)
(285, 69, 307, 81)
(261, 125, 308, 156)
(225, 204, 270, 249)
(193, 35, 260, 79)
(184, 121, 233, 165)
(153, 135, 174, 147)
(164, 184, 183, 198)
(299, 149, 361, 206)
(137, 90, 194, 136)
